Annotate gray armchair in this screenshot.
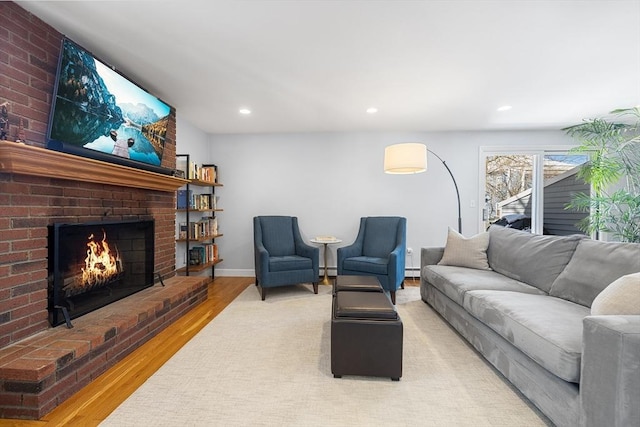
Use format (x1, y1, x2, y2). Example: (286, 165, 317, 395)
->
(253, 216, 319, 300)
(337, 216, 407, 304)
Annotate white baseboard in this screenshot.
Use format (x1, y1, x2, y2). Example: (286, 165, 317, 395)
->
(213, 268, 255, 277)
(212, 267, 420, 279)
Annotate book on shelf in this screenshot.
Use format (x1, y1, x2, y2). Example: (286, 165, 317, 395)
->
(177, 191, 213, 210)
(193, 193, 211, 210)
(199, 165, 217, 183)
(177, 158, 218, 183)
(177, 159, 199, 180)
(178, 222, 188, 239)
(204, 243, 218, 263)
(314, 235, 339, 242)
(184, 217, 218, 239)
(177, 189, 192, 209)
(189, 161, 199, 180)
(189, 247, 204, 265)
(197, 219, 208, 238)
(187, 244, 219, 265)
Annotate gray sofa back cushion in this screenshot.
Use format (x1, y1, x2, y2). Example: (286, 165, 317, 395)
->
(487, 226, 582, 292)
(549, 239, 640, 307)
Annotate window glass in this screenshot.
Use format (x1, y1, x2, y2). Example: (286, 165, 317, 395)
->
(483, 151, 589, 235)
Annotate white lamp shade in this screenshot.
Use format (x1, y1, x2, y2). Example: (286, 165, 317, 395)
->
(383, 142, 427, 174)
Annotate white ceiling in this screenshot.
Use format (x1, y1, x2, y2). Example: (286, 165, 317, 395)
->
(17, 0, 640, 134)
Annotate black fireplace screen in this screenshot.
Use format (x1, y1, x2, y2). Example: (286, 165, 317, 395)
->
(48, 220, 154, 327)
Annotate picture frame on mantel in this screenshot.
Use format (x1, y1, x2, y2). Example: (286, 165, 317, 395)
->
(0, 101, 10, 141)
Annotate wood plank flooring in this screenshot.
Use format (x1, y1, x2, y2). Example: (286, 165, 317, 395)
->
(0, 277, 418, 426)
(0, 277, 254, 427)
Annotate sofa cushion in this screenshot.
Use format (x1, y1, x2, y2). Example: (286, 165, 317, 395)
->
(590, 272, 640, 315)
(269, 255, 313, 272)
(342, 256, 388, 275)
(463, 290, 589, 383)
(423, 265, 546, 306)
(487, 226, 582, 292)
(438, 227, 491, 270)
(550, 239, 640, 307)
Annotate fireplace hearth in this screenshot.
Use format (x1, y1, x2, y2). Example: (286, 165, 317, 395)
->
(48, 220, 155, 327)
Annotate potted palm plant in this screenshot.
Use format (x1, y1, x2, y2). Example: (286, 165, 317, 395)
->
(563, 107, 640, 242)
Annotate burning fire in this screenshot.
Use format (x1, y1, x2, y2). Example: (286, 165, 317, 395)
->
(82, 231, 122, 287)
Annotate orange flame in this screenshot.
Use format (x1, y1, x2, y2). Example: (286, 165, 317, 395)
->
(82, 231, 121, 286)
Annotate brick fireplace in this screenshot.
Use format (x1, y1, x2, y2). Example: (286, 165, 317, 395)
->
(0, 2, 210, 419)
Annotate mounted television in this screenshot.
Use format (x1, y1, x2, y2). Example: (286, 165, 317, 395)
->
(46, 37, 174, 175)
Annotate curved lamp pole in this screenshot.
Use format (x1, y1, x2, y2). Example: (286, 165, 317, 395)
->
(426, 149, 462, 234)
(384, 142, 462, 234)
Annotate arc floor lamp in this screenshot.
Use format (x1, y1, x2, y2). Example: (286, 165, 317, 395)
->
(383, 142, 462, 233)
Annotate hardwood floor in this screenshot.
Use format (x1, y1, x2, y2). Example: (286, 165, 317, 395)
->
(0, 277, 254, 427)
(0, 277, 418, 426)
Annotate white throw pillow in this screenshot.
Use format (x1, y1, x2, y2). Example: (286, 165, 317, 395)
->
(438, 227, 491, 270)
(591, 272, 640, 315)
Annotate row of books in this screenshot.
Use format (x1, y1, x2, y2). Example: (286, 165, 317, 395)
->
(193, 164, 217, 183)
(178, 217, 219, 240)
(188, 244, 219, 266)
(177, 190, 219, 210)
(176, 157, 218, 183)
(182, 162, 217, 182)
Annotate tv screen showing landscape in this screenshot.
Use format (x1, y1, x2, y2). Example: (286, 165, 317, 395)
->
(47, 38, 173, 174)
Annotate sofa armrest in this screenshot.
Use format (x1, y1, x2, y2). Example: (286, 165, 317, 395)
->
(420, 247, 444, 271)
(296, 243, 320, 274)
(388, 243, 406, 289)
(581, 315, 640, 427)
(254, 244, 269, 278)
(337, 244, 362, 274)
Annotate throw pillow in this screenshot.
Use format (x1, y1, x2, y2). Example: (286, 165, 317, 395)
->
(549, 239, 640, 307)
(438, 227, 491, 270)
(591, 272, 640, 315)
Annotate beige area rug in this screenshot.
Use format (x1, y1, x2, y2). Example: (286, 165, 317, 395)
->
(100, 285, 550, 427)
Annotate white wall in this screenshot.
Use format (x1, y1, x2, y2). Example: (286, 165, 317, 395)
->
(176, 116, 210, 160)
(203, 129, 574, 278)
(175, 116, 210, 275)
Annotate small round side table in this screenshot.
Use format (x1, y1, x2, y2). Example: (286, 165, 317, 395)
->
(310, 237, 342, 285)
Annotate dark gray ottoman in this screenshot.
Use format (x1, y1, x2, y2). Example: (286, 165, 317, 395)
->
(331, 290, 403, 381)
(334, 275, 383, 293)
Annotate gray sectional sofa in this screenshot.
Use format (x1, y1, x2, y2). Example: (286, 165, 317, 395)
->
(420, 226, 640, 427)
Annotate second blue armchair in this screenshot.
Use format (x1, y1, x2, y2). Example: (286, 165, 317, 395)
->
(337, 216, 407, 304)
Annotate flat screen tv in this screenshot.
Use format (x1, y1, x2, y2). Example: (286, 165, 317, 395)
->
(46, 37, 174, 175)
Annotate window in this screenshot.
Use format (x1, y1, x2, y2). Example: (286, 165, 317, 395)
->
(480, 147, 589, 235)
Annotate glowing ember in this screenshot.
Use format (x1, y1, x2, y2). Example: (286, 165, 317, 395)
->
(81, 231, 122, 287)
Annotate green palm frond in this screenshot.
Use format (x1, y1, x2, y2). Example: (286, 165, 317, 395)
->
(564, 107, 640, 242)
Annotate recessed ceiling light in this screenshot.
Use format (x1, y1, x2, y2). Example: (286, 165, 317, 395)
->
(239, 108, 251, 115)
(497, 105, 512, 112)
(366, 107, 378, 114)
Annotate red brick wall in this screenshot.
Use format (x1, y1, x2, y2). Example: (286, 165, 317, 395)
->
(0, 2, 178, 348)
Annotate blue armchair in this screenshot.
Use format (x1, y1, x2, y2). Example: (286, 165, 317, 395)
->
(253, 216, 319, 300)
(337, 216, 407, 304)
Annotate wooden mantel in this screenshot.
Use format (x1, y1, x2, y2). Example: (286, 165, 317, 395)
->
(0, 140, 188, 192)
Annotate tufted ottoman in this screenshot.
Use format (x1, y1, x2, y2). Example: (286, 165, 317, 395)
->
(331, 289, 403, 381)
